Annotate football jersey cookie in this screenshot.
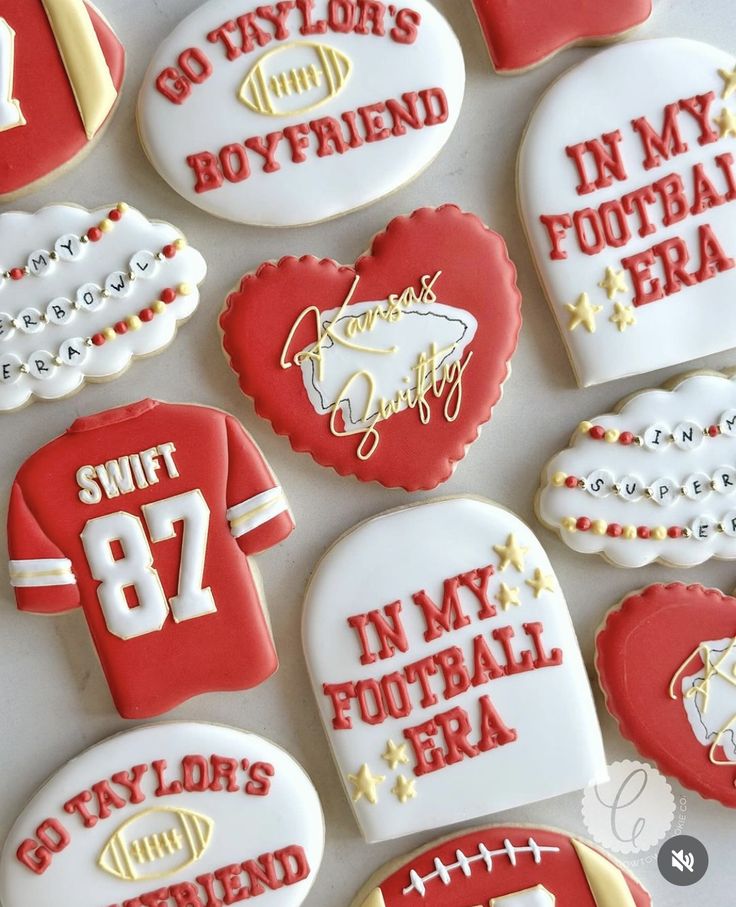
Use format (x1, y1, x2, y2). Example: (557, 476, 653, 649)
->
(537, 369, 736, 567)
(597, 583, 736, 808)
(136, 0, 464, 225)
(0, 0, 124, 201)
(7, 399, 294, 718)
(350, 824, 651, 906)
(0, 203, 206, 411)
(471, 0, 651, 74)
(0, 722, 324, 907)
(519, 38, 736, 386)
(220, 206, 521, 491)
(302, 497, 606, 842)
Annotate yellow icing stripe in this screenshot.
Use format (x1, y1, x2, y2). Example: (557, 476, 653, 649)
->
(41, 0, 117, 139)
(357, 889, 386, 907)
(572, 839, 638, 907)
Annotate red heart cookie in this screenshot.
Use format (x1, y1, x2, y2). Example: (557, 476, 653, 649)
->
(220, 206, 521, 491)
(597, 582, 736, 807)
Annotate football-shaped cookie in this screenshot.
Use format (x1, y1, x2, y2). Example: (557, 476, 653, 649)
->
(350, 825, 651, 906)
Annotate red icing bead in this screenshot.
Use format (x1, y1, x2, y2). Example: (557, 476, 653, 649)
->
(607, 523, 623, 537)
(564, 476, 578, 488)
(87, 226, 102, 242)
(619, 431, 634, 445)
(589, 425, 605, 440)
(637, 526, 651, 539)
(708, 424, 720, 437)
(9, 267, 24, 280)
(163, 244, 176, 259)
(139, 308, 154, 322)
(668, 527, 683, 538)
(576, 517, 591, 531)
(91, 333, 106, 346)
(114, 321, 128, 334)
(108, 208, 122, 221)
(161, 287, 176, 303)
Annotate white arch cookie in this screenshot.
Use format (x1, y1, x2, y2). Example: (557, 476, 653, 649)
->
(0, 723, 324, 907)
(302, 497, 606, 843)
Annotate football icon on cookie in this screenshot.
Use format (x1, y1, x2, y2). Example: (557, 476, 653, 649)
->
(98, 807, 213, 882)
(239, 42, 352, 117)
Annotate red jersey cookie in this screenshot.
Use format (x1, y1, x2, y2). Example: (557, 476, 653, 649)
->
(220, 206, 521, 491)
(350, 824, 651, 906)
(7, 399, 294, 719)
(597, 582, 736, 808)
(0, 0, 124, 200)
(471, 0, 651, 73)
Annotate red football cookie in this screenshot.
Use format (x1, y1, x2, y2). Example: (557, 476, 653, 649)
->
(220, 206, 521, 491)
(0, 0, 124, 200)
(351, 825, 651, 906)
(597, 583, 736, 808)
(471, 0, 652, 73)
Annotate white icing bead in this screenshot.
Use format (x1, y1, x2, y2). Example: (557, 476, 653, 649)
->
(720, 409, 736, 436)
(26, 351, 57, 380)
(712, 466, 736, 495)
(75, 283, 103, 312)
(15, 308, 44, 333)
(0, 313, 15, 341)
(129, 249, 157, 278)
(682, 473, 711, 501)
(721, 510, 736, 537)
(26, 249, 52, 276)
(57, 338, 88, 367)
(672, 421, 703, 450)
(104, 270, 130, 298)
(690, 516, 717, 540)
(643, 423, 670, 450)
(45, 298, 74, 325)
(0, 353, 21, 384)
(617, 474, 644, 501)
(649, 477, 678, 506)
(585, 469, 614, 498)
(54, 233, 83, 261)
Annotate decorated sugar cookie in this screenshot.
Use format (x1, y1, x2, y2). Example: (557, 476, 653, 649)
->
(597, 582, 736, 808)
(0, 722, 324, 907)
(0, 0, 124, 201)
(220, 206, 521, 491)
(350, 824, 652, 906)
(519, 38, 736, 386)
(536, 369, 736, 567)
(302, 497, 606, 842)
(7, 400, 294, 718)
(0, 204, 205, 411)
(471, 0, 651, 74)
(137, 0, 464, 225)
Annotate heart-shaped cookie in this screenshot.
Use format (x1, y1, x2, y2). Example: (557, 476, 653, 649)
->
(597, 582, 736, 808)
(220, 206, 521, 491)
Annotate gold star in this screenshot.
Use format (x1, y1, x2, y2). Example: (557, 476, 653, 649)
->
(565, 292, 602, 333)
(719, 66, 736, 99)
(496, 582, 521, 611)
(391, 774, 417, 804)
(609, 301, 637, 333)
(598, 267, 628, 301)
(525, 568, 555, 599)
(382, 739, 410, 771)
(493, 533, 529, 572)
(715, 106, 736, 138)
(347, 764, 385, 805)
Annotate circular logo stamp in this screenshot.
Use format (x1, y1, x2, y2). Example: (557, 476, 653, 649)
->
(581, 759, 676, 854)
(657, 835, 709, 885)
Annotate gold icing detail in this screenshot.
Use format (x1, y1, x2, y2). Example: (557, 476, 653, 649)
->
(358, 890, 387, 907)
(493, 533, 529, 572)
(598, 267, 628, 301)
(525, 568, 555, 599)
(565, 292, 602, 333)
(719, 66, 736, 100)
(347, 763, 385, 805)
(382, 739, 409, 771)
(610, 302, 636, 333)
(571, 839, 637, 907)
(0, 18, 25, 133)
(496, 582, 521, 611)
(716, 106, 736, 138)
(229, 492, 285, 529)
(391, 774, 417, 804)
(492, 886, 556, 905)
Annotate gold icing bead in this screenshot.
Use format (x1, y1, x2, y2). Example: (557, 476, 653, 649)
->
(653, 526, 667, 541)
(561, 516, 577, 532)
(152, 300, 166, 315)
(103, 327, 116, 341)
(127, 315, 142, 331)
(99, 218, 113, 233)
(591, 519, 608, 536)
(117, 202, 129, 213)
(177, 282, 192, 296)
(552, 471, 567, 487)
(604, 429, 620, 443)
(174, 237, 187, 251)
(623, 525, 637, 540)
(579, 420, 593, 434)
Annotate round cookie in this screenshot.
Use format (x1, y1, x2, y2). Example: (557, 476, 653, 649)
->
(0, 722, 324, 907)
(0, 0, 124, 201)
(136, 0, 465, 226)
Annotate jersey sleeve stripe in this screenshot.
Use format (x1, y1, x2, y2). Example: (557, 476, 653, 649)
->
(9, 558, 76, 587)
(227, 487, 288, 538)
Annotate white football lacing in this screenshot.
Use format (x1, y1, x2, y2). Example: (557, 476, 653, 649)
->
(402, 838, 561, 896)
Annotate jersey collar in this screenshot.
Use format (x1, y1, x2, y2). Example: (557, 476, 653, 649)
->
(68, 399, 159, 433)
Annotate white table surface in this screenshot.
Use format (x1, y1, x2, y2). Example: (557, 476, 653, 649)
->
(0, 1, 733, 904)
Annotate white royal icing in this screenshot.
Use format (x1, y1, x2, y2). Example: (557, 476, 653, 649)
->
(519, 38, 736, 386)
(302, 497, 606, 843)
(137, 0, 465, 226)
(0, 205, 205, 411)
(0, 723, 324, 907)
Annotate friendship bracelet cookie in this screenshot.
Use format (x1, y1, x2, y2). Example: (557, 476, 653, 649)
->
(597, 583, 736, 809)
(7, 399, 294, 718)
(0, 203, 205, 411)
(471, 0, 652, 74)
(0, 0, 124, 201)
(302, 497, 606, 842)
(220, 206, 521, 491)
(536, 369, 736, 568)
(0, 722, 324, 907)
(519, 38, 736, 386)
(349, 824, 651, 906)
(136, 0, 465, 225)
